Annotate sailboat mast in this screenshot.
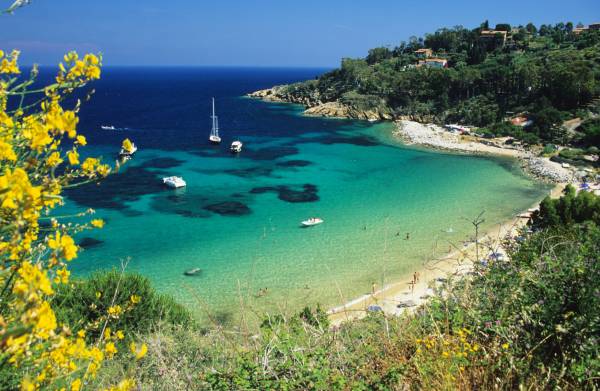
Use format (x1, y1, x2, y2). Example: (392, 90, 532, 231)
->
(211, 97, 219, 137)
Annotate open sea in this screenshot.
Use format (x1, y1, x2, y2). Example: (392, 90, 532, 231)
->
(50, 67, 551, 325)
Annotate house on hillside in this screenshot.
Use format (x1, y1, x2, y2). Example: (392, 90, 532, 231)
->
(509, 114, 533, 127)
(417, 58, 448, 68)
(574, 23, 600, 34)
(414, 48, 433, 58)
(480, 30, 509, 46)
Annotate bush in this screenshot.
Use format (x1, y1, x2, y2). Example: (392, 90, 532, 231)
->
(577, 118, 600, 148)
(54, 270, 194, 342)
(530, 185, 600, 228)
(558, 147, 585, 160)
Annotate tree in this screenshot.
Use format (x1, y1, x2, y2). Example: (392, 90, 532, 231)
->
(495, 23, 511, 31)
(526, 22, 538, 35)
(366, 47, 392, 65)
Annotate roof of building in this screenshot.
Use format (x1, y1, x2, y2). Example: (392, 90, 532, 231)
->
(480, 30, 508, 37)
(415, 48, 432, 53)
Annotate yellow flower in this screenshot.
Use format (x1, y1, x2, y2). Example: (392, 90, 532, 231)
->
(67, 150, 79, 165)
(0, 139, 16, 161)
(107, 305, 122, 317)
(91, 219, 104, 228)
(121, 138, 134, 153)
(54, 268, 70, 284)
(130, 342, 148, 360)
(95, 291, 102, 299)
(20, 378, 36, 391)
(76, 135, 87, 145)
(105, 341, 117, 357)
(70, 378, 82, 391)
(47, 152, 63, 167)
(77, 330, 86, 338)
(96, 164, 111, 177)
(64, 51, 79, 63)
(501, 343, 509, 350)
(442, 351, 449, 358)
(104, 327, 111, 340)
(48, 231, 78, 261)
(116, 330, 125, 340)
(130, 294, 141, 304)
(34, 301, 57, 339)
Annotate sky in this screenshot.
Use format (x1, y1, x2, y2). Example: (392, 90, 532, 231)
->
(1, 0, 599, 67)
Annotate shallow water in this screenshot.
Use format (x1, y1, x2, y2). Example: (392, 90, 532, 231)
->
(55, 67, 551, 324)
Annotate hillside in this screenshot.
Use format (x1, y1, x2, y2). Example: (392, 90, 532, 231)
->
(250, 21, 600, 148)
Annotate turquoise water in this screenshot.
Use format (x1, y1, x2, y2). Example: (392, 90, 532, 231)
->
(57, 68, 552, 324)
(68, 119, 550, 324)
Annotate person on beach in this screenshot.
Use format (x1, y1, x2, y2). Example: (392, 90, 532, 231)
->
(371, 282, 376, 296)
(406, 232, 410, 240)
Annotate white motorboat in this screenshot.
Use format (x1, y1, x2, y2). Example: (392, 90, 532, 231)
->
(101, 125, 116, 130)
(230, 140, 243, 153)
(162, 176, 186, 188)
(209, 97, 222, 144)
(301, 217, 324, 227)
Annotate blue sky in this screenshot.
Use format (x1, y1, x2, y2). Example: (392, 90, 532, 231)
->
(1, 0, 599, 67)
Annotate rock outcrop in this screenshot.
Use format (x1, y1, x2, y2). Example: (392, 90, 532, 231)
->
(304, 102, 393, 121)
(248, 87, 393, 121)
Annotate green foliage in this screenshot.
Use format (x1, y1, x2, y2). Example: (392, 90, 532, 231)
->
(577, 118, 600, 148)
(53, 269, 194, 341)
(283, 21, 600, 147)
(531, 185, 600, 228)
(437, 223, 600, 388)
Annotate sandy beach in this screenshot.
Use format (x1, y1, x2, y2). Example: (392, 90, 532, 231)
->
(327, 123, 571, 326)
(328, 183, 566, 326)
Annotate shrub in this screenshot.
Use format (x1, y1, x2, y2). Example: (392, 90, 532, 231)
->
(54, 270, 194, 342)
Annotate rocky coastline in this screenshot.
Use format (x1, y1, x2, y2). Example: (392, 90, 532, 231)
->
(248, 87, 395, 121)
(248, 88, 577, 184)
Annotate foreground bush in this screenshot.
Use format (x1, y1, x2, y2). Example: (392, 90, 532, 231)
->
(54, 270, 194, 342)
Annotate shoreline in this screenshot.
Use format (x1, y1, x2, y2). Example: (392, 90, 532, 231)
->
(392, 120, 575, 184)
(247, 91, 578, 184)
(327, 183, 567, 326)
(246, 92, 581, 326)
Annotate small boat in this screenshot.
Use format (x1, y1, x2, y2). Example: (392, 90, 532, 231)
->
(209, 97, 222, 144)
(162, 176, 186, 188)
(101, 125, 116, 130)
(561, 163, 571, 168)
(230, 140, 243, 153)
(301, 217, 324, 227)
(184, 268, 202, 276)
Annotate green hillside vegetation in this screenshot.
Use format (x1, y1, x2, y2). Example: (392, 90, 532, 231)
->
(278, 21, 600, 147)
(27, 188, 595, 390)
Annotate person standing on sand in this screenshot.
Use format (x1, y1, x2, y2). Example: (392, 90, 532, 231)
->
(371, 282, 376, 296)
(406, 232, 410, 240)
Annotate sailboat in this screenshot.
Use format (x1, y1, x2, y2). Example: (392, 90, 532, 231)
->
(209, 97, 222, 144)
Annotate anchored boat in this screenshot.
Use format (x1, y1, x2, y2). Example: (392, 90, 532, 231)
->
(230, 140, 243, 153)
(162, 176, 186, 188)
(301, 217, 324, 227)
(209, 97, 221, 144)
